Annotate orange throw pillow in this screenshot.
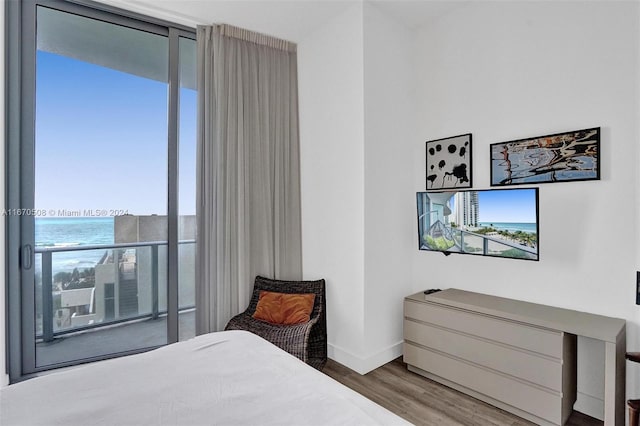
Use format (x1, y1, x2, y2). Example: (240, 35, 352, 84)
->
(253, 290, 316, 325)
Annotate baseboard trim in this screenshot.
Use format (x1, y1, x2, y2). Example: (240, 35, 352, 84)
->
(328, 344, 365, 374)
(573, 391, 604, 421)
(328, 341, 403, 375)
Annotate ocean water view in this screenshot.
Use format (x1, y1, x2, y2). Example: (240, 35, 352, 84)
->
(477, 222, 537, 233)
(35, 217, 115, 275)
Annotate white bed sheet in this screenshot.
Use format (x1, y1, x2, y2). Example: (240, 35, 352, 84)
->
(1, 330, 410, 426)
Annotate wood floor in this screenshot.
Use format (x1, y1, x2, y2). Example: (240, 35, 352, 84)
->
(323, 357, 603, 426)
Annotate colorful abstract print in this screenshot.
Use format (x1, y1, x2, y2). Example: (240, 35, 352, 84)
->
(491, 128, 599, 186)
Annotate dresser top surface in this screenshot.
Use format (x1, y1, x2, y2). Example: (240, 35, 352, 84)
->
(406, 289, 625, 343)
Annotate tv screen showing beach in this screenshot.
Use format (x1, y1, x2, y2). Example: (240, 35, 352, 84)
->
(416, 188, 539, 261)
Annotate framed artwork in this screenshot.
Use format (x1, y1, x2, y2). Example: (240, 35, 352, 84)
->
(490, 127, 600, 186)
(425, 133, 472, 191)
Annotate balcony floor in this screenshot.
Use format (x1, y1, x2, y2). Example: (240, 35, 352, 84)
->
(36, 310, 195, 368)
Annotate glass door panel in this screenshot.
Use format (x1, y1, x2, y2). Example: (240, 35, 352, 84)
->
(178, 37, 197, 341)
(34, 6, 169, 367)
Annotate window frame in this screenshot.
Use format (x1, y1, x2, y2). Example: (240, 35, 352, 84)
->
(5, 0, 196, 382)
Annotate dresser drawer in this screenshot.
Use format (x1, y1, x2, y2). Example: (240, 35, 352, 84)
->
(404, 342, 563, 425)
(404, 319, 564, 391)
(405, 300, 563, 358)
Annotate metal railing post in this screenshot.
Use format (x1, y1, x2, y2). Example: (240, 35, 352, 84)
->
(483, 237, 489, 255)
(42, 251, 54, 342)
(151, 245, 159, 320)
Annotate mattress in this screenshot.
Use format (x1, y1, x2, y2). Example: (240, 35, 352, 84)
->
(0, 330, 410, 425)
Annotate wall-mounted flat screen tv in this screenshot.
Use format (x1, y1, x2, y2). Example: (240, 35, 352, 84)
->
(416, 188, 539, 261)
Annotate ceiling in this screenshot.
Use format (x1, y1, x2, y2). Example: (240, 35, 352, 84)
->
(53, 0, 465, 90)
(96, 0, 357, 42)
(96, 0, 473, 42)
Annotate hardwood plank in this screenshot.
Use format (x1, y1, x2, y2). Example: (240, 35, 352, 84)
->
(323, 357, 603, 426)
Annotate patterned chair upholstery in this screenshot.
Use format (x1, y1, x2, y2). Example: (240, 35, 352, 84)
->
(225, 276, 327, 370)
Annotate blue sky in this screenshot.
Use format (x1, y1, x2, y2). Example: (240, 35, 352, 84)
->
(35, 50, 196, 216)
(477, 189, 537, 223)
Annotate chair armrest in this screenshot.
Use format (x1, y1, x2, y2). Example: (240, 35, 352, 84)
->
(225, 314, 320, 363)
(263, 316, 320, 361)
(626, 352, 640, 364)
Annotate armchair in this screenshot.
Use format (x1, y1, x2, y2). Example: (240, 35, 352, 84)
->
(225, 276, 327, 370)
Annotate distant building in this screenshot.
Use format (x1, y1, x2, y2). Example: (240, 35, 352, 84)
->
(455, 191, 479, 228)
(86, 215, 195, 327)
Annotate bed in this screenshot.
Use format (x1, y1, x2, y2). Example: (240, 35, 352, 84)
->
(0, 330, 410, 425)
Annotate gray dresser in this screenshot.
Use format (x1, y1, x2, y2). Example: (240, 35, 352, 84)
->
(403, 289, 626, 426)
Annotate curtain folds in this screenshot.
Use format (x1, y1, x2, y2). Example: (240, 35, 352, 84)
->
(195, 25, 302, 335)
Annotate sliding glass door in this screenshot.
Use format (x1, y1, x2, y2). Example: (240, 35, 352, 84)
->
(178, 36, 197, 341)
(7, 0, 196, 379)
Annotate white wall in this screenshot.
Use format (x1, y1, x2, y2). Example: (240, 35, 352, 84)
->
(635, 0, 640, 417)
(299, 0, 640, 418)
(362, 3, 416, 366)
(411, 1, 639, 419)
(298, 3, 367, 369)
(636, 0, 640, 406)
(298, 2, 420, 373)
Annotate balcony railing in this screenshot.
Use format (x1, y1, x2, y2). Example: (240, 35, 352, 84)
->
(451, 228, 537, 259)
(35, 240, 195, 343)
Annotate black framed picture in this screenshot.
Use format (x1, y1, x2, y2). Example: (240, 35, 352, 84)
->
(490, 127, 600, 186)
(425, 133, 472, 191)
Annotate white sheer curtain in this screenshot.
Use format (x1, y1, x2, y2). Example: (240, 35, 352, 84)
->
(195, 24, 302, 334)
